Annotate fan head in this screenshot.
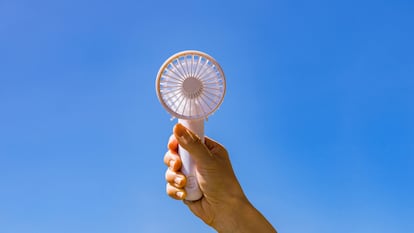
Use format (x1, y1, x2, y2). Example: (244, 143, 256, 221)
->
(156, 50, 226, 120)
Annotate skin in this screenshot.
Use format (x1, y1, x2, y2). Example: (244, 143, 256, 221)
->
(164, 123, 277, 233)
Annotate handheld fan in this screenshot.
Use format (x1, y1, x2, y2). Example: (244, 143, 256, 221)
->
(156, 50, 226, 200)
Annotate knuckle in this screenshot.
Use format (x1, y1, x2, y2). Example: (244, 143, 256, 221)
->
(165, 170, 169, 181)
(163, 152, 170, 165)
(165, 169, 173, 182)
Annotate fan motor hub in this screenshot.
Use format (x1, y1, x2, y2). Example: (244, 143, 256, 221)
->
(182, 77, 203, 99)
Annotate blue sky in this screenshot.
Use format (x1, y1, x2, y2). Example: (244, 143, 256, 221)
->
(1, 0, 413, 232)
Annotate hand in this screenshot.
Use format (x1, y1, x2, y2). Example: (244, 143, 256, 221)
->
(164, 123, 277, 233)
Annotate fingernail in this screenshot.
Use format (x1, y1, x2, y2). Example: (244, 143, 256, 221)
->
(174, 177, 183, 185)
(175, 124, 200, 143)
(176, 191, 184, 199)
(169, 160, 176, 168)
(175, 124, 191, 143)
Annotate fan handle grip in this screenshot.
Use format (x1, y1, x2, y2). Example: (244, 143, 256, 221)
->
(178, 119, 204, 201)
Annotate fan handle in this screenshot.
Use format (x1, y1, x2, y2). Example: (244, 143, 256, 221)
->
(178, 118, 204, 201)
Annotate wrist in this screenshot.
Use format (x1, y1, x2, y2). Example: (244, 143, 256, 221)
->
(211, 196, 277, 233)
(211, 195, 251, 232)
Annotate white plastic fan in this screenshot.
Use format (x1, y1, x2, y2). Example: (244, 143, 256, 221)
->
(156, 50, 226, 200)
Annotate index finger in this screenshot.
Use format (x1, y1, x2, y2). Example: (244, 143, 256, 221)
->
(168, 134, 178, 152)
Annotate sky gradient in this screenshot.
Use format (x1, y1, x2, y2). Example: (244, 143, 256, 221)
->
(1, 0, 413, 232)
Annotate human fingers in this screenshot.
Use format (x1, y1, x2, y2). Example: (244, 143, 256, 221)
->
(173, 123, 213, 164)
(163, 151, 182, 172)
(166, 183, 186, 200)
(165, 168, 187, 188)
(168, 134, 178, 152)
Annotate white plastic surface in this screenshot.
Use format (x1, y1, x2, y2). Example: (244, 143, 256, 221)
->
(155, 50, 226, 120)
(178, 118, 204, 201)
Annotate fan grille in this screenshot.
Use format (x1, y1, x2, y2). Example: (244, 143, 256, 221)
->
(156, 51, 226, 120)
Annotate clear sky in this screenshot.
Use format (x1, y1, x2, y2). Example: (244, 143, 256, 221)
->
(1, 0, 413, 232)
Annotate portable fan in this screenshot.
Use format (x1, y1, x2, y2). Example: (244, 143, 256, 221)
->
(156, 50, 226, 200)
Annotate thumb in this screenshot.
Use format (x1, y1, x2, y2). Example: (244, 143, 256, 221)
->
(173, 123, 213, 164)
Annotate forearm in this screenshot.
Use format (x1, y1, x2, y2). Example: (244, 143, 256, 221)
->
(212, 197, 277, 233)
